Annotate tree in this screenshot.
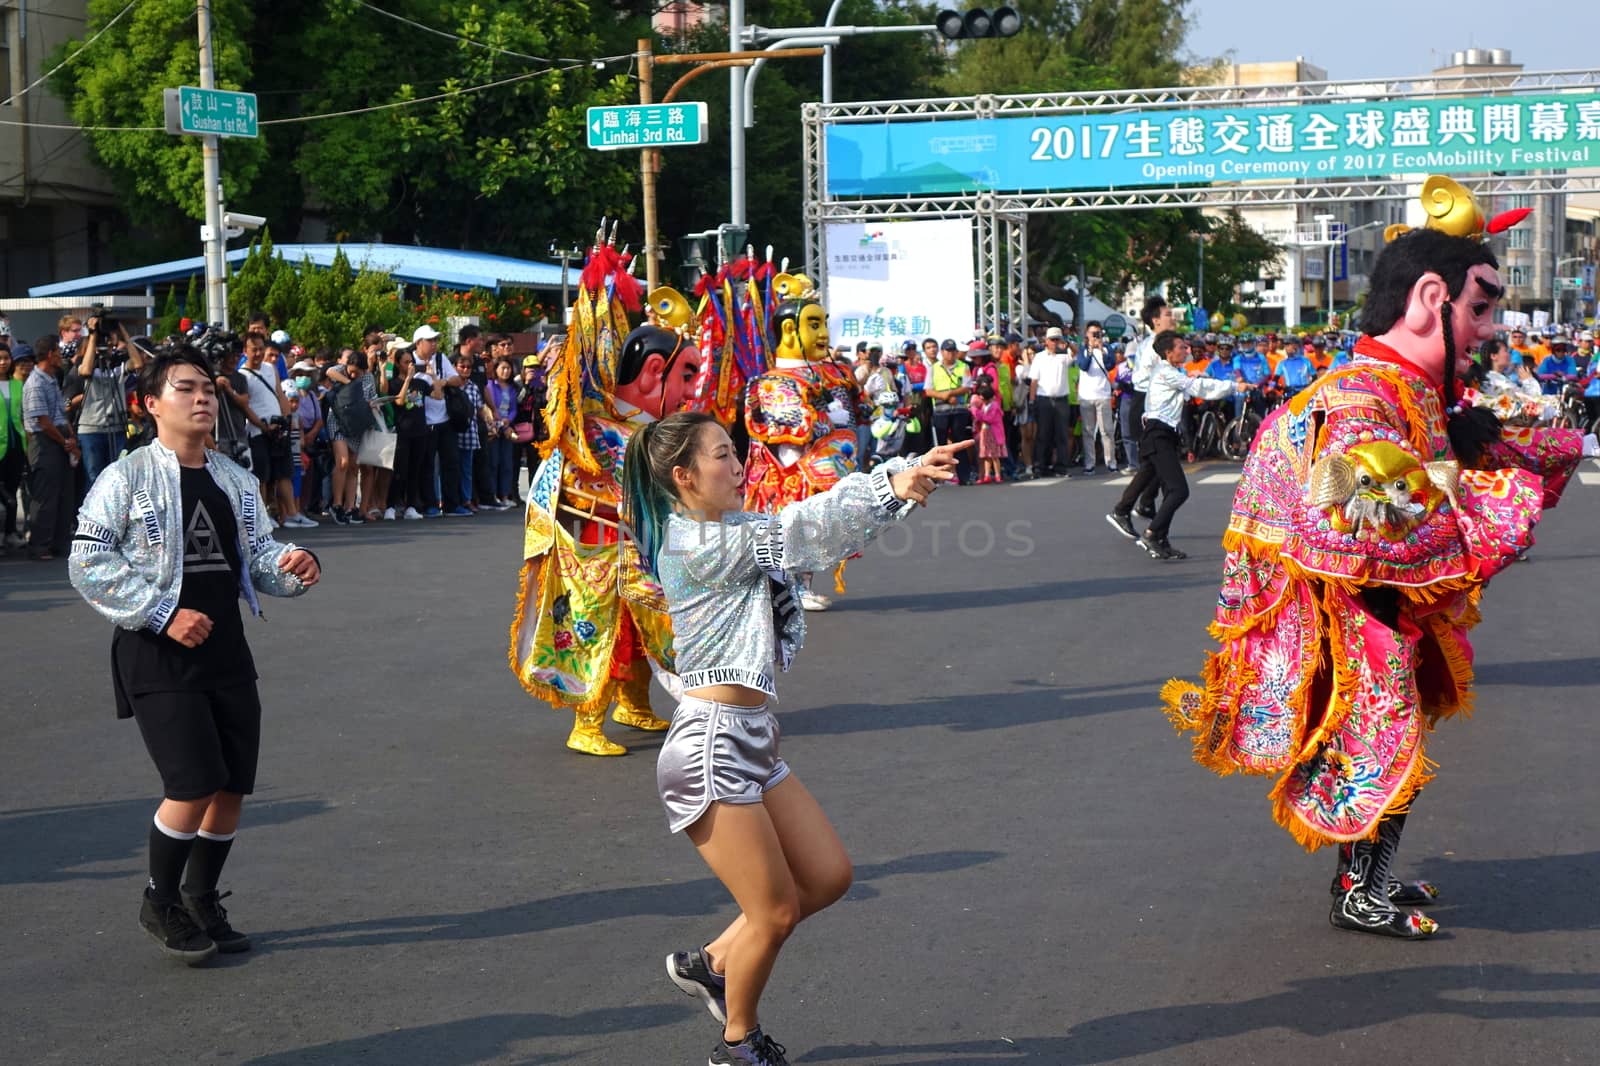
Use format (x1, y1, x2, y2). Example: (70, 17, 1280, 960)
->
(652, 0, 946, 281)
(48, 0, 658, 263)
(937, 0, 1206, 322)
(1159, 210, 1283, 317)
(48, 0, 268, 227)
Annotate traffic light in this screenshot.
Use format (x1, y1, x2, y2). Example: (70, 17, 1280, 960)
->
(935, 6, 1021, 40)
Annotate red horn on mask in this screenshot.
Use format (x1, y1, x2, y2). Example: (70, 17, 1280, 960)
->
(1487, 208, 1532, 235)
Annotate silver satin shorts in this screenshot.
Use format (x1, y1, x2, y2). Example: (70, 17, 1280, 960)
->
(657, 696, 790, 833)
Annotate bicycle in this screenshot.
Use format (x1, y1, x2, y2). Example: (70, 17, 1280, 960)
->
(1550, 380, 1588, 429)
(1190, 399, 1229, 460)
(1221, 385, 1268, 461)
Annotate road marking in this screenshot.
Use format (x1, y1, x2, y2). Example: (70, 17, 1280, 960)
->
(1104, 476, 1134, 487)
(1199, 472, 1243, 484)
(1579, 470, 1600, 486)
(1013, 478, 1068, 488)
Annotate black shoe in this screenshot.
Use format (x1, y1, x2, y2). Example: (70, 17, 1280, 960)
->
(666, 947, 727, 1023)
(1140, 532, 1181, 560)
(331, 508, 349, 526)
(345, 508, 365, 525)
(183, 888, 251, 953)
(1105, 512, 1139, 541)
(1330, 842, 1441, 906)
(710, 1026, 789, 1066)
(1134, 505, 1156, 520)
(139, 888, 217, 965)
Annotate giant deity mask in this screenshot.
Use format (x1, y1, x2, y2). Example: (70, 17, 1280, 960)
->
(771, 273, 830, 363)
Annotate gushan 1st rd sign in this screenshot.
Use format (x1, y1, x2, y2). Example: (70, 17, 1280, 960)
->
(587, 102, 709, 151)
(162, 86, 259, 138)
(825, 90, 1600, 197)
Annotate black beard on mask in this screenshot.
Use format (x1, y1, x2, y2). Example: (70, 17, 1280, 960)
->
(1440, 300, 1501, 465)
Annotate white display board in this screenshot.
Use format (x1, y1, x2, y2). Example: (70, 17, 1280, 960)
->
(823, 218, 976, 349)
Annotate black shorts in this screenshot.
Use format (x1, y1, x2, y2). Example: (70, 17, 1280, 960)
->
(248, 435, 293, 484)
(131, 684, 263, 800)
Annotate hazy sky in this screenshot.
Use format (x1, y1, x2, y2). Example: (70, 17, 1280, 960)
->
(1182, 1, 1588, 82)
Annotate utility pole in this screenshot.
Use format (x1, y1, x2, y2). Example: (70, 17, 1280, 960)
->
(638, 37, 660, 290)
(197, 0, 227, 328)
(1196, 234, 1204, 311)
(728, 1, 746, 227)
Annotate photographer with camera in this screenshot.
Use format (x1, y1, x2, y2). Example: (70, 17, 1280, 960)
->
(239, 332, 316, 529)
(68, 307, 147, 485)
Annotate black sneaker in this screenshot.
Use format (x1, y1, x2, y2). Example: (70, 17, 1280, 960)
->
(346, 508, 365, 525)
(666, 947, 727, 1023)
(331, 508, 349, 526)
(710, 1026, 789, 1066)
(1105, 512, 1139, 541)
(183, 888, 251, 953)
(1134, 505, 1157, 519)
(139, 888, 217, 965)
(1140, 533, 1185, 560)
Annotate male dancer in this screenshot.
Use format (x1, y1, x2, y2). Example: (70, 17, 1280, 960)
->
(69, 346, 320, 963)
(1162, 177, 1595, 937)
(1107, 331, 1242, 559)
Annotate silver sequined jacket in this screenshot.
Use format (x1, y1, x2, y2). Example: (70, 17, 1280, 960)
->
(69, 441, 309, 633)
(659, 457, 918, 699)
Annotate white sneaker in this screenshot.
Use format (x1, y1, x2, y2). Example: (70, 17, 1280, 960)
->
(800, 591, 832, 612)
(287, 514, 318, 528)
(3, 532, 23, 549)
(383, 507, 397, 521)
(402, 507, 424, 521)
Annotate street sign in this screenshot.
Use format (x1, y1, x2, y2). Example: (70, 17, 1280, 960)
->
(586, 103, 707, 151)
(163, 86, 258, 138)
(1559, 276, 1584, 290)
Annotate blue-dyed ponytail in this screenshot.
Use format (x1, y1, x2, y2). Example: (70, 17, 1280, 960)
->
(621, 411, 718, 574)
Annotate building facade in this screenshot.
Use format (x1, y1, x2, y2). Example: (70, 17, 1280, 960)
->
(0, 1, 120, 300)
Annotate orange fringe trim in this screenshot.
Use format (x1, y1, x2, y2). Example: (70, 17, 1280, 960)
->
(832, 560, 848, 596)
(1269, 748, 1439, 853)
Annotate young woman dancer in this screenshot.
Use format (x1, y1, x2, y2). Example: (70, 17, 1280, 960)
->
(622, 412, 968, 1066)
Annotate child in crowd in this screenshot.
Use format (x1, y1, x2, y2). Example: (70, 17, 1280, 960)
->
(968, 378, 1007, 484)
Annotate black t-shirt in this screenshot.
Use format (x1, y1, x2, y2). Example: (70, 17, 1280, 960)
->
(114, 466, 256, 695)
(389, 374, 427, 437)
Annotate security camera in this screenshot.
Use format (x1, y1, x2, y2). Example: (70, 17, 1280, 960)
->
(222, 212, 267, 231)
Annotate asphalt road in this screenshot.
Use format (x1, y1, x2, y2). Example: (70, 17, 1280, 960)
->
(4, 462, 1600, 1066)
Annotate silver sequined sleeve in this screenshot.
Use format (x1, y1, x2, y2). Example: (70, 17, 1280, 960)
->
(217, 459, 310, 599)
(69, 467, 172, 631)
(758, 459, 918, 578)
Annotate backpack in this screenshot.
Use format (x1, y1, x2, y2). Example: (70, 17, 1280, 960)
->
(443, 385, 473, 431)
(429, 354, 473, 430)
(334, 377, 378, 436)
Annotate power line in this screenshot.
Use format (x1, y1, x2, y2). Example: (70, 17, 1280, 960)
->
(0, 51, 636, 133)
(353, 1, 611, 67)
(1, 0, 142, 108)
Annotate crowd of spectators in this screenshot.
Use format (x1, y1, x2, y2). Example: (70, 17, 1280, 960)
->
(0, 314, 552, 560)
(4, 306, 1596, 560)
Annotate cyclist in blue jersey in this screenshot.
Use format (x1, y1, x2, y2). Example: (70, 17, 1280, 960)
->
(1229, 335, 1270, 416)
(1207, 338, 1235, 380)
(1535, 338, 1578, 395)
(1275, 341, 1316, 398)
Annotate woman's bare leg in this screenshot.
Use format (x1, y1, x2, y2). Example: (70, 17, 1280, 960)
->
(693, 775, 852, 1040)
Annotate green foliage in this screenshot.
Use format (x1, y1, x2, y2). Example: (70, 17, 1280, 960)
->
(48, 0, 268, 225)
(1161, 210, 1284, 316)
(183, 275, 202, 322)
(155, 286, 182, 339)
(226, 236, 400, 349)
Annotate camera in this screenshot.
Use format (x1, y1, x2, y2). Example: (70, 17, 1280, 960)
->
(193, 326, 241, 371)
(88, 303, 120, 341)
